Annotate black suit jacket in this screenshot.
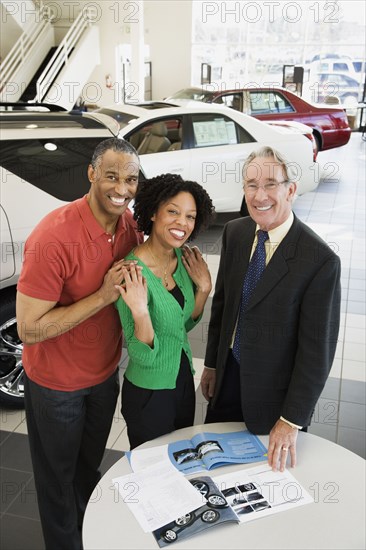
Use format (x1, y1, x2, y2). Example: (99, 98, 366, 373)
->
(205, 214, 341, 434)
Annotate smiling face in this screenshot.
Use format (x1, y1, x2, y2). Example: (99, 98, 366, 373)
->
(151, 191, 197, 248)
(87, 149, 139, 228)
(243, 155, 297, 231)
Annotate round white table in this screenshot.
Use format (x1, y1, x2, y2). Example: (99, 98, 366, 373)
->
(83, 422, 365, 549)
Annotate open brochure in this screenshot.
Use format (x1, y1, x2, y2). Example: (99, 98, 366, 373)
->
(127, 430, 267, 475)
(126, 430, 267, 474)
(152, 466, 313, 546)
(167, 430, 267, 474)
(114, 455, 313, 546)
(152, 475, 239, 547)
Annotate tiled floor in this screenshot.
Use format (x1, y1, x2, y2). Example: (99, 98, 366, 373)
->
(1, 132, 365, 549)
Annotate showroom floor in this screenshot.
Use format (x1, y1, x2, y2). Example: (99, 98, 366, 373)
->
(1, 132, 365, 550)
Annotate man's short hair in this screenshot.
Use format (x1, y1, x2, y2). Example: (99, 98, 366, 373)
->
(91, 138, 138, 169)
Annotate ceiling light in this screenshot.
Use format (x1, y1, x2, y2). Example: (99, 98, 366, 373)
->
(44, 142, 58, 151)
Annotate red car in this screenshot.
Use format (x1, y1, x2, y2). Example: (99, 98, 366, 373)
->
(166, 86, 351, 152)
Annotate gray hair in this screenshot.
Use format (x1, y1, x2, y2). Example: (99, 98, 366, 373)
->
(242, 146, 298, 184)
(91, 137, 138, 169)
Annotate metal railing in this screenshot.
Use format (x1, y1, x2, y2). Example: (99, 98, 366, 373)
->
(0, 13, 51, 91)
(35, 6, 97, 102)
(0, 3, 97, 100)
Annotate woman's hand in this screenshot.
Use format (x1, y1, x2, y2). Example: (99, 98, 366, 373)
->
(182, 245, 212, 295)
(115, 264, 154, 346)
(115, 264, 148, 315)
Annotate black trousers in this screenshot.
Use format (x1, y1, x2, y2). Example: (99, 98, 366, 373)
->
(205, 351, 244, 424)
(122, 352, 195, 449)
(24, 370, 119, 550)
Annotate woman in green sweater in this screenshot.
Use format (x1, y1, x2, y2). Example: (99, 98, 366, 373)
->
(115, 173, 214, 449)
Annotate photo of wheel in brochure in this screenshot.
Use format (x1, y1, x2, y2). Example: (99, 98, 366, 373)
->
(153, 476, 239, 547)
(172, 440, 224, 466)
(167, 430, 267, 474)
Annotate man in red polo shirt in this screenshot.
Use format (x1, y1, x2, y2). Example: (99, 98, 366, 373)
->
(16, 137, 143, 550)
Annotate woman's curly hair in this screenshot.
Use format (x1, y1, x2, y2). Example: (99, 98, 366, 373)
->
(133, 173, 215, 240)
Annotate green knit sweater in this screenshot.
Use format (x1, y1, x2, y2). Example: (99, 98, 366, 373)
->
(115, 247, 202, 389)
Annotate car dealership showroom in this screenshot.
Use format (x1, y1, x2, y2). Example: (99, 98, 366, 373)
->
(0, 1, 365, 549)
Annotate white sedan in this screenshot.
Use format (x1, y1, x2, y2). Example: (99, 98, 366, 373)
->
(96, 103, 319, 213)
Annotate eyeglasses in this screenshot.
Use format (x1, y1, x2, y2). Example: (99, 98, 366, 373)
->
(243, 181, 288, 194)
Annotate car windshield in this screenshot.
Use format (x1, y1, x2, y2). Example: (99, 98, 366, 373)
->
(95, 108, 138, 129)
(169, 88, 214, 102)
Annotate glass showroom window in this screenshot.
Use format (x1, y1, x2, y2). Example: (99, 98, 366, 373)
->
(191, 0, 365, 105)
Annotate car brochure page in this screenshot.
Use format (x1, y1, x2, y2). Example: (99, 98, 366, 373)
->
(112, 462, 204, 533)
(167, 430, 267, 474)
(213, 464, 314, 523)
(152, 476, 239, 547)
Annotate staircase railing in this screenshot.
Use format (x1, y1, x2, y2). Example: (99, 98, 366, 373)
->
(0, 5, 52, 92)
(35, 6, 97, 103)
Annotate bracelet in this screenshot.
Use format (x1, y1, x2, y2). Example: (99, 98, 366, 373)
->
(280, 416, 302, 430)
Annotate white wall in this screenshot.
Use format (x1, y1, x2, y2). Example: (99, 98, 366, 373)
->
(84, 0, 193, 106)
(82, 1, 126, 107)
(144, 0, 192, 99)
(0, 3, 22, 60)
(1, 0, 36, 31)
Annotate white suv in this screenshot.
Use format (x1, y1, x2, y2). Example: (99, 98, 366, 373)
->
(0, 108, 120, 407)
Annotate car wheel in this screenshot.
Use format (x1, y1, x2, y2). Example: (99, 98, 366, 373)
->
(0, 289, 24, 408)
(175, 514, 194, 526)
(207, 494, 228, 508)
(201, 509, 219, 523)
(191, 480, 210, 497)
(162, 529, 177, 543)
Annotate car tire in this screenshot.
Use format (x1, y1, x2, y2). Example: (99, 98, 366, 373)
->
(0, 288, 25, 408)
(162, 529, 177, 543)
(174, 514, 194, 526)
(207, 494, 228, 508)
(201, 509, 219, 523)
(191, 480, 210, 497)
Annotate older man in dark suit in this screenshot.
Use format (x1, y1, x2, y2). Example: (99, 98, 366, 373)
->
(201, 146, 341, 472)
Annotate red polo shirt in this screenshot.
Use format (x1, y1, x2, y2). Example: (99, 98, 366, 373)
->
(17, 196, 143, 391)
